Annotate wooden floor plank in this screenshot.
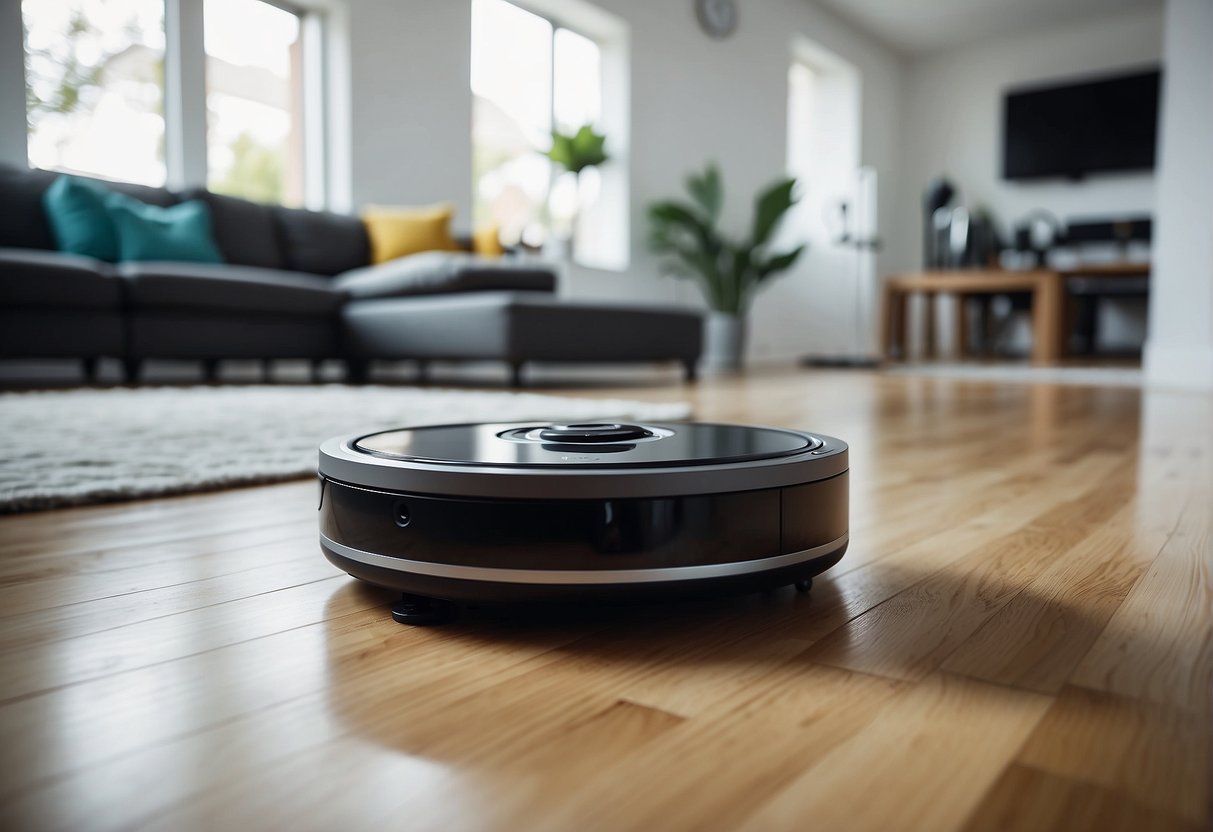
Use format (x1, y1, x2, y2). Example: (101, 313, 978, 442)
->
(1014, 685, 1210, 825)
(735, 673, 1052, 832)
(804, 454, 1134, 681)
(1068, 481, 1213, 712)
(962, 763, 1203, 832)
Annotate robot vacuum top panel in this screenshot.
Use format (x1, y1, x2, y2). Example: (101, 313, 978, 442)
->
(319, 422, 848, 501)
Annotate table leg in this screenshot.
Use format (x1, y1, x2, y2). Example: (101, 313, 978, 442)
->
(953, 294, 969, 359)
(980, 297, 996, 357)
(922, 292, 937, 360)
(882, 285, 905, 360)
(1031, 274, 1064, 365)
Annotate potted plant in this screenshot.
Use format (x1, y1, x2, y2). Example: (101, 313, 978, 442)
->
(648, 164, 804, 371)
(547, 123, 608, 258)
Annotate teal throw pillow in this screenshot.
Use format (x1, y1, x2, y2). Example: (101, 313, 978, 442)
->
(105, 195, 225, 264)
(41, 175, 120, 262)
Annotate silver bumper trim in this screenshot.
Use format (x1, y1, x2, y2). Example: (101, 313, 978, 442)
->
(320, 532, 848, 585)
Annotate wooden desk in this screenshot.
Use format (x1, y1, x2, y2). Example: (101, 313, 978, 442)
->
(882, 270, 1065, 365)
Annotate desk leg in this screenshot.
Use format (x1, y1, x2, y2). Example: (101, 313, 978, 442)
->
(882, 285, 905, 360)
(953, 294, 969, 359)
(922, 292, 937, 360)
(1031, 275, 1064, 365)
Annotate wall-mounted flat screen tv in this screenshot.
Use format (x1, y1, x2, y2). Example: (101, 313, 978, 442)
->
(1002, 67, 1161, 181)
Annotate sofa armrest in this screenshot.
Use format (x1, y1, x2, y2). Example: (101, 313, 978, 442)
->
(333, 250, 557, 300)
(0, 247, 121, 308)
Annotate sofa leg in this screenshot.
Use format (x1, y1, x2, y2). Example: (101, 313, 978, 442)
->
(122, 358, 142, 385)
(683, 359, 699, 383)
(416, 360, 429, 384)
(346, 359, 370, 385)
(202, 359, 221, 384)
(262, 359, 274, 383)
(309, 359, 323, 384)
(509, 361, 525, 388)
(82, 357, 99, 384)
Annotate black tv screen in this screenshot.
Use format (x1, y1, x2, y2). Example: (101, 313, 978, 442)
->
(1002, 68, 1161, 180)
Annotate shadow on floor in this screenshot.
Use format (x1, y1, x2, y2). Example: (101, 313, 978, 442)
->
(320, 563, 1100, 756)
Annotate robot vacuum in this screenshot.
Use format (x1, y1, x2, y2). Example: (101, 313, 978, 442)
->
(318, 421, 848, 624)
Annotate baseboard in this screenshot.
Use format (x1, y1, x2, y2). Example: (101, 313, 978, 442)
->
(1143, 341, 1213, 391)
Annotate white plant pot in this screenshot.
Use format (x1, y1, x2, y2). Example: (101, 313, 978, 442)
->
(704, 312, 747, 372)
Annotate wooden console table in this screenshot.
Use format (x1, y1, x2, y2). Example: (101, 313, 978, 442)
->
(882, 266, 1151, 366)
(882, 270, 1064, 365)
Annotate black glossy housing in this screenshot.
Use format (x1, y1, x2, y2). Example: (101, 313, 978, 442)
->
(319, 473, 848, 602)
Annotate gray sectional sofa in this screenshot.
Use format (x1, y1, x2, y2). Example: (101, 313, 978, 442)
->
(0, 164, 702, 385)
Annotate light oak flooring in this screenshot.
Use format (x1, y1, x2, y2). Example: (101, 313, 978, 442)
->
(0, 369, 1209, 831)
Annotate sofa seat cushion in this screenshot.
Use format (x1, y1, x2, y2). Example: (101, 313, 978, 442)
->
(119, 262, 342, 316)
(274, 207, 370, 276)
(333, 251, 556, 300)
(0, 248, 120, 308)
(342, 292, 702, 362)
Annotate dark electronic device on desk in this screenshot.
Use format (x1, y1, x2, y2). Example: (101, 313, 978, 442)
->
(1062, 216, 1152, 354)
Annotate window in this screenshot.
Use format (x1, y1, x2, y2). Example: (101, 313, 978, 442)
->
(23, 0, 167, 186)
(471, 0, 626, 268)
(204, 0, 305, 206)
(21, 0, 325, 205)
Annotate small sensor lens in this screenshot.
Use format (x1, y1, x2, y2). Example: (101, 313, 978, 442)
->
(393, 501, 410, 528)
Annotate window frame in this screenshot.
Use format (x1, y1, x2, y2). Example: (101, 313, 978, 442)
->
(471, 0, 630, 271)
(21, 0, 329, 207)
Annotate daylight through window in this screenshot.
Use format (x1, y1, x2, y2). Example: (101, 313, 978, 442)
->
(471, 0, 616, 262)
(204, 0, 305, 206)
(23, 0, 167, 186)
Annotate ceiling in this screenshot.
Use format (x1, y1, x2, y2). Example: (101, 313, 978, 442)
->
(810, 0, 1163, 56)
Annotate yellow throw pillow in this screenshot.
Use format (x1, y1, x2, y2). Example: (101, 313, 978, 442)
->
(362, 203, 459, 264)
(472, 222, 505, 259)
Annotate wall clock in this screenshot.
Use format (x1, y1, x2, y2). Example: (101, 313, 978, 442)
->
(696, 0, 737, 39)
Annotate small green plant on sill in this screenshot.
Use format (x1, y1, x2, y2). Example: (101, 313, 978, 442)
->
(547, 124, 608, 175)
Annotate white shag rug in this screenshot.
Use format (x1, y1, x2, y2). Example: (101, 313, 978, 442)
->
(0, 385, 692, 513)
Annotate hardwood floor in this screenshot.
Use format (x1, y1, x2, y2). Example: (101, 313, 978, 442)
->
(0, 369, 1209, 831)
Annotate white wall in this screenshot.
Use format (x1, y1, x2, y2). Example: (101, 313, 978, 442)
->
(344, 1, 475, 218)
(341, 0, 907, 363)
(0, 0, 26, 168)
(1143, 0, 1213, 390)
(895, 5, 1165, 350)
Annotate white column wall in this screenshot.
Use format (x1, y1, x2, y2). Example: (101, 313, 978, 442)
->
(0, 0, 29, 168)
(1143, 0, 1213, 391)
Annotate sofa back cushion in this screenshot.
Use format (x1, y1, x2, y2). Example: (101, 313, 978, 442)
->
(274, 207, 370, 276)
(0, 163, 178, 251)
(183, 189, 286, 270)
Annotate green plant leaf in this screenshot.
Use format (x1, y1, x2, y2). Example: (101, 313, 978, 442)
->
(648, 200, 716, 251)
(756, 245, 805, 279)
(686, 163, 722, 222)
(752, 177, 798, 247)
(648, 166, 803, 314)
(548, 123, 608, 174)
(547, 132, 575, 170)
